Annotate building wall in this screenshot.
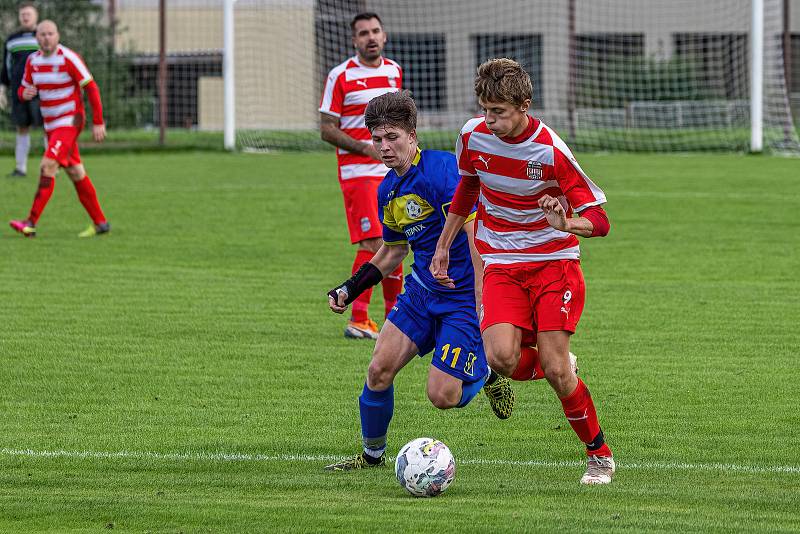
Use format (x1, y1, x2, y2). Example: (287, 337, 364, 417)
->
(117, 4, 315, 130)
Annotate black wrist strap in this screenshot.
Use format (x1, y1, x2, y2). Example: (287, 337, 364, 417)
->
(329, 262, 383, 305)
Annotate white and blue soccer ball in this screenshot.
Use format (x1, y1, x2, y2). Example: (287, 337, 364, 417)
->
(394, 437, 456, 497)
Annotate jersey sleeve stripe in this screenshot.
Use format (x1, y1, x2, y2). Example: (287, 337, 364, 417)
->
(547, 126, 607, 205)
(574, 199, 607, 213)
(61, 46, 92, 84)
(319, 62, 347, 115)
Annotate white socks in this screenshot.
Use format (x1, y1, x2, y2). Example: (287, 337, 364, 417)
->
(15, 132, 30, 174)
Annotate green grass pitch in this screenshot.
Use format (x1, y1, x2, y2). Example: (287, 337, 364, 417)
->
(1, 151, 798, 532)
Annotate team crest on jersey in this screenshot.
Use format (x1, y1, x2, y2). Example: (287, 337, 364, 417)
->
(388, 76, 397, 88)
(405, 199, 423, 219)
(526, 160, 543, 180)
(360, 217, 371, 232)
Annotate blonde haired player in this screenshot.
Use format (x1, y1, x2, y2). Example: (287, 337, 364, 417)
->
(431, 58, 615, 484)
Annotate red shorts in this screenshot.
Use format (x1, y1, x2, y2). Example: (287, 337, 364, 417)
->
(340, 177, 383, 244)
(45, 126, 82, 167)
(481, 260, 586, 335)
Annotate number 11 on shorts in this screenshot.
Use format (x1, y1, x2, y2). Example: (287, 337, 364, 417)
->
(440, 344, 461, 368)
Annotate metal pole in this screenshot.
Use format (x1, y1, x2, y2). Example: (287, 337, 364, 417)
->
(108, 0, 116, 54)
(158, 0, 167, 146)
(567, 0, 576, 141)
(784, 0, 792, 102)
(750, 0, 764, 152)
(223, 0, 236, 150)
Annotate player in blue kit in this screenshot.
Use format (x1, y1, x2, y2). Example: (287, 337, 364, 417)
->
(324, 91, 515, 470)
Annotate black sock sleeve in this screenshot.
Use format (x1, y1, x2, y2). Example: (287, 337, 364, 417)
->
(328, 262, 384, 305)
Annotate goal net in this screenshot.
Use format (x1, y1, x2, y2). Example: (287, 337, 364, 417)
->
(231, 0, 799, 154)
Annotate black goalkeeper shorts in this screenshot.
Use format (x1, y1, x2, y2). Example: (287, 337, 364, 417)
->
(10, 94, 43, 128)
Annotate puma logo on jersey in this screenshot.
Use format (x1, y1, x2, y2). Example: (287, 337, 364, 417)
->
(356, 79, 368, 88)
(477, 155, 492, 168)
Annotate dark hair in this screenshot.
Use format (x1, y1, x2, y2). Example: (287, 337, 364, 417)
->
(350, 12, 383, 33)
(364, 90, 417, 133)
(475, 58, 533, 107)
(18, 1, 37, 11)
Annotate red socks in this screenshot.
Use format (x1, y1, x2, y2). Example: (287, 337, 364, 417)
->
(350, 249, 375, 323)
(560, 378, 612, 457)
(511, 346, 545, 381)
(26, 175, 106, 227)
(28, 175, 55, 224)
(73, 176, 106, 225)
(381, 264, 403, 318)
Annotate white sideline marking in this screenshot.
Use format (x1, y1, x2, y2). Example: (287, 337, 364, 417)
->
(1, 447, 798, 475)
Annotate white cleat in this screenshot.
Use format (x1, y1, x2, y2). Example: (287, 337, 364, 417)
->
(580, 455, 615, 485)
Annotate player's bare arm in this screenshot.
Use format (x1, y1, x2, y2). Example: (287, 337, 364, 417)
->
(538, 194, 594, 237)
(328, 242, 409, 313)
(319, 113, 381, 160)
(430, 211, 467, 288)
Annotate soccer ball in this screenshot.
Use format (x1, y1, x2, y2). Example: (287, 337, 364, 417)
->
(394, 437, 456, 497)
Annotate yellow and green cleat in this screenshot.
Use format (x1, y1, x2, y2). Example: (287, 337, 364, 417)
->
(78, 221, 111, 238)
(324, 453, 386, 471)
(483, 373, 515, 419)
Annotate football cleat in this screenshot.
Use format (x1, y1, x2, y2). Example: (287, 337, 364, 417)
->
(483, 373, 515, 419)
(78, 221, 111, 238)
(344, 318, 379, 340)
(7, 169, 26, 178)
(580, 454, 615, 485)
(324, 453, 385, 471)
(9, 219, 36, 237)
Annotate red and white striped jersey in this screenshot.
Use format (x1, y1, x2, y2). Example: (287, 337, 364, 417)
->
(456, 117, 606, 267)
(21, 44, 93, 132)
(319, 56, 402, 181)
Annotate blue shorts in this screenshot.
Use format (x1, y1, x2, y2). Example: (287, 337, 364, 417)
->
(387, 278, 488, 384)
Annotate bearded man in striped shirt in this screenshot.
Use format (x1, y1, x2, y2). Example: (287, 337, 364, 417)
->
(9, 20, 109, 239)
(319, 12, 404, 340)
(431, 58, 615, 485)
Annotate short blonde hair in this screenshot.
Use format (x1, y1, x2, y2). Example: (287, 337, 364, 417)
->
(474, 58, 533, 107)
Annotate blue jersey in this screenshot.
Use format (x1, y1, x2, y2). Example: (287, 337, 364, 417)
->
(378, 149, 476, 294)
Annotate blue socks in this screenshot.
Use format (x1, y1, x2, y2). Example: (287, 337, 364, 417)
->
(358, 373, 486, 458)
(457, 373, 488, 408)
(359, 383, 394, 458)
